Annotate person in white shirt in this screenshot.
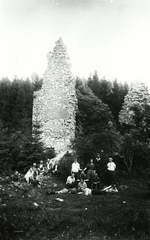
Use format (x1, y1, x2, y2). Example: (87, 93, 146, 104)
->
(71, 158, 81, 186)
(24, 163, 38, 183)
(25, 167, 34, 183)
(107, 157, 116, 185)
(46, 159, 52, 172)
(66, 173, 76, 188)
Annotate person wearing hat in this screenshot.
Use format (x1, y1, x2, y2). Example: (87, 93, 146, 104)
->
(107, 157, 116, 185)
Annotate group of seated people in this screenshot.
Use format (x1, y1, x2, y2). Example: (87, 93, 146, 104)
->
(23, 154, 116, 194)
(46, 159, 60, 176)
(66, 172, 100, 189)
(66, 173, 94, 195)
(24, 161, 44, 185)
(24, 159, 60, 186)
(66, 158, 101, 195)
(65, 156, 116, 195)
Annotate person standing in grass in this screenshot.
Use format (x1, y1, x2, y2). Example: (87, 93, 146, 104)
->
(46, 159, 52, 173)
(71, 158, 81, 184)
(84, 159, 96, 189)
(95, 153, 102, 179)
(107, 157, 116, 185)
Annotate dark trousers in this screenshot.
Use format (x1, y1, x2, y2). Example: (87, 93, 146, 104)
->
(66, 183, 76, 189)
(87, 170, 95, 189)
(72, 172, 79, 187)
(93, 182, 100, 189)
(107, 170, 115, 185)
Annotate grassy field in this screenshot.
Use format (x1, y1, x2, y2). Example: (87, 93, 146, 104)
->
(0, 171, 150, 240)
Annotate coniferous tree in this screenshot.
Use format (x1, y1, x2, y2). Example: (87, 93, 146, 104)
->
(109, 80, 129, 125)
(0, 78, 12, 130)
(87, 73, 128, 126)
(88, 73, 112, 104)
(0, 129, 12, 174)
(0, 77, 45, 173)
(17, 119, 47, 172)
(0, 77, 33, 133)
(74, 81, 121, 163)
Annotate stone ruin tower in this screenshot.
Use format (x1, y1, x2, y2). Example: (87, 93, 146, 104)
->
(33, 38, 77, 154)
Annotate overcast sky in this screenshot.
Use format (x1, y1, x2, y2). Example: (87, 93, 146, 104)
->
(1, 0, 150, 88)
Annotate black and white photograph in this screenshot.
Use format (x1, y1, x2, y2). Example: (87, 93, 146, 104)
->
(0, 0, 150, 239)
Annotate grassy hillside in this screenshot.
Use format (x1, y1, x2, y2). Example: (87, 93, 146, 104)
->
(0, 172, 150, 240)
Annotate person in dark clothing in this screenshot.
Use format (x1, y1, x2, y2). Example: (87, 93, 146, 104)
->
(52, 161, 61, 177)
(12, 171, 20, 182)
(84, 159, 96, 189)
(38, 160, 44, 174)
(95, 153, 103, 179)
(93, 173, 100, 189)
(80, 170, 86, 180)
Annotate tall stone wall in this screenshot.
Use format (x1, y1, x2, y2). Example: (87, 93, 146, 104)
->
(119, 80, 150, 125)
(33, 38, 77, 153)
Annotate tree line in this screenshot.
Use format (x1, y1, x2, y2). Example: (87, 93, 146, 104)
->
(74, 73, 150, 173)
(0, 73, 150, 174)
(0, 75, 54, 174)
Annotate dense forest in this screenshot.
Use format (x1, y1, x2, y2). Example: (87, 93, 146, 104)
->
(0, 73, 150, 175)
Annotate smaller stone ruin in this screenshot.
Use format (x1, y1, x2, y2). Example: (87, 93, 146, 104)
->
(33, 38, 77, 154)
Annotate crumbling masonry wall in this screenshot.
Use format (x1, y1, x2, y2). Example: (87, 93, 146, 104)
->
(33, 38, 77, 153)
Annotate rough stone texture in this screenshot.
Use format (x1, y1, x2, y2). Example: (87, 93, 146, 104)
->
(119, 80, 150, 125)
(33, 38, 77, 153)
